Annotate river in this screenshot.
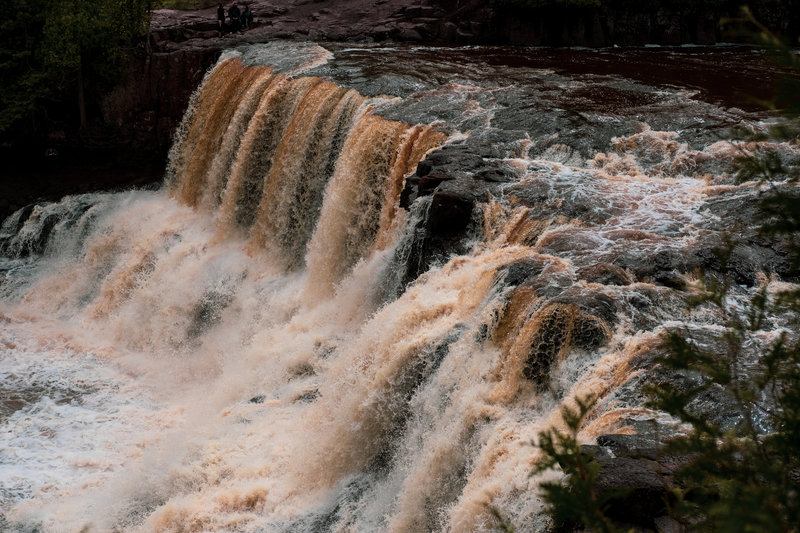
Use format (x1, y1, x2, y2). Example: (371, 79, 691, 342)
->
(1, 42, 796, 532)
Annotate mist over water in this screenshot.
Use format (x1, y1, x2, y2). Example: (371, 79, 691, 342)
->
(1, 43, 797, 532)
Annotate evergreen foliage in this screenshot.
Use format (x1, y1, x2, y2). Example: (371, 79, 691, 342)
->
(646, 275, 800, 531)
(532, 395, 628, 533)
(0, 0, 50, 145)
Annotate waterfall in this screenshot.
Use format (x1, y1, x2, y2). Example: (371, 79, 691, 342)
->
(1, 44, 795, 532)
(164, 55, 445, 284)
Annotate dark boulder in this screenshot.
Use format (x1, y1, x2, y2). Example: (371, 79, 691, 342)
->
(400, 179, 490, 285)
(421, 146, 487, 174)
(691, 186, 799, 284)
(495, 258, 549, 289)
(517, 302, 610, 386)
(398, 139, 510, 284)
(591, 452, 675, 527)
(597, 433, 662, 460)
(426, 183, 477, 237)
(399, 144, 489, 208)
(577, 262, 633, 286)
(570, 432, 693, 531)
(613, 248, 695, 289)
(420, 173, 454, 197)
(474, 166, 516, 183)
(689, 237, 789, 286)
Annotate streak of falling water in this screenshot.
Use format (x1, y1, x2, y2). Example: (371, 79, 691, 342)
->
(304, 112, 446, 294)
(171, 58, 270, 207)
(248, 82, 364, 268)
(1, 44, 796, 533)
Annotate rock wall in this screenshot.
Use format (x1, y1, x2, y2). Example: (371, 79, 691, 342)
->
(101, 47, 222, 155)
(0, 45, 219, 223)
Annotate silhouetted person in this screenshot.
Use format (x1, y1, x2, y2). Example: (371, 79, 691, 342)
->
(242, 5, 253, 30)
(228, 1, 241, 33)
(217, 3, 225, 36)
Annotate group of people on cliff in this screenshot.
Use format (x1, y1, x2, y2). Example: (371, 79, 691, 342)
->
(217, 2, 252, 36)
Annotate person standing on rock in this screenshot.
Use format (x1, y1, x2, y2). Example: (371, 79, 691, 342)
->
(242, 5, 253, 30)
(228, 1, 241, 33)
(217, 3, 226, 36)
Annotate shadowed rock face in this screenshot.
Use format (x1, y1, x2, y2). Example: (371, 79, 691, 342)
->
(103, 48, 222, 153)
(584, 446, 686, 530)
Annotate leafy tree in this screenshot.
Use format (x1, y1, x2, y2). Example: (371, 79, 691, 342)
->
(0, 0, 151, 147)
(0, 0, 50, 146)
(41, 0, 152, 129)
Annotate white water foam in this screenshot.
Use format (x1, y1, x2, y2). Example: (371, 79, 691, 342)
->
(3, 44, 799, 533)
(0, 318, 170, 524)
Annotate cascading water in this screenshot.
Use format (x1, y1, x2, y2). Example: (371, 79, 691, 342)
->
(1, 42, 797, 532)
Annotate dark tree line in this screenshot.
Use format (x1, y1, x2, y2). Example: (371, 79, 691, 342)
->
(490, 0, 800, 40)
(0, 0, 152, 149)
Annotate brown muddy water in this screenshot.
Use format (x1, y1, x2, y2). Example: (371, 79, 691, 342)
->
(0, 42, 797, 532)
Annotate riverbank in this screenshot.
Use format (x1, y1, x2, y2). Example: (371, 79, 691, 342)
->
(148, 0, 800, 49)
(4, 0, 797, 223)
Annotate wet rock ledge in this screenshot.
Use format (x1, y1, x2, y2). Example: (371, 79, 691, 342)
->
(8, 0, 794, 222)
(121, 0, 799, 161)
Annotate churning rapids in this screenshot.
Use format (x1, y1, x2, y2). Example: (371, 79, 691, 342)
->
(1, 42, 798, 532)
